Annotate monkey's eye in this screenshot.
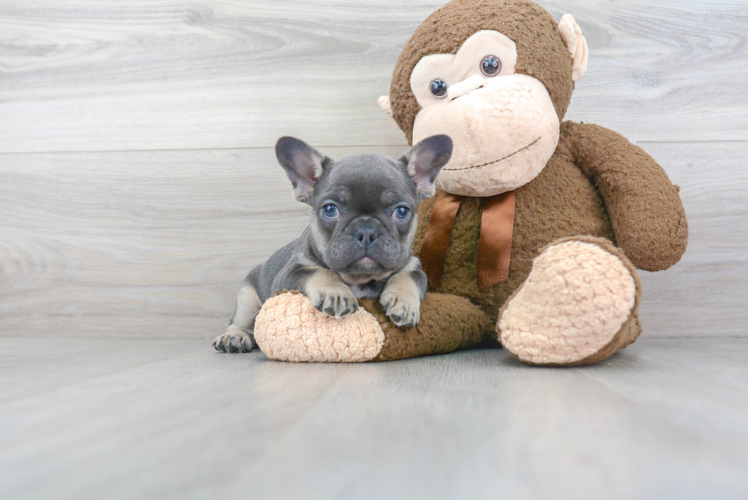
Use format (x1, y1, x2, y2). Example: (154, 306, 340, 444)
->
(430, 79, 448, 98)
(480, 55, 502, 76)
(393, 206, 411, 222)
(321, 204, 339, 220)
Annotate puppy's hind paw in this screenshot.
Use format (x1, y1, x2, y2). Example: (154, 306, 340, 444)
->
(213, 328, 255, 353)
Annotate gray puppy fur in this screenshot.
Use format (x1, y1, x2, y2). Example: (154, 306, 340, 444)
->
(213, 135, 453, 353)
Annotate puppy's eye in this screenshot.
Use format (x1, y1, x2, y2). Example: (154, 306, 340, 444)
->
(430, 79, 448, 98)
(393, 206, 411, 222)
(480, 55, 502, 76)
(321, 204, 339, 220)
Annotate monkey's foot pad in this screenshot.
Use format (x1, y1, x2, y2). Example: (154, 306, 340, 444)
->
(255, 292, 489, 363)
(499, 237, 641, 366)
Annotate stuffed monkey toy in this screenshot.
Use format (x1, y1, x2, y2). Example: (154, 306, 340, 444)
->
(254, 0, 687, 366)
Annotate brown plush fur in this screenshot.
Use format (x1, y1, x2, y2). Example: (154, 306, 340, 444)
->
(390, 0, 575, 145)
(413, 120, 686, 342)
(417, 121, 624, 325)
(562, 123, 688, 270)
(397, 1, 686, 365)
(366, 293, 491, 361)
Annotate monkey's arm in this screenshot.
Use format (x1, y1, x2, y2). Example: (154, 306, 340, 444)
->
(562, 121, 688, 271)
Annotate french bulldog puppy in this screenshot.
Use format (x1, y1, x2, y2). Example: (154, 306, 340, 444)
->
(213, 134, 453, 353)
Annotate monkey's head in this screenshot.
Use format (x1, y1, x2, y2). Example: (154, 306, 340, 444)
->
(379, 0, 588, 197)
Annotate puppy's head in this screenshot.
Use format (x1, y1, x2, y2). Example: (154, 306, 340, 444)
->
(276, 135, 452, 280)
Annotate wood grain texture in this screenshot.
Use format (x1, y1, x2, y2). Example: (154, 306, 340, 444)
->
(636, 141, 748, 338)
(1, 337, 747, 499)
(1, 0, 747, 153)
(1, 142, 745, 339)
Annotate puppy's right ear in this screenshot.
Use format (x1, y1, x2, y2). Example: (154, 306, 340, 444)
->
(275, 137, 331, 204)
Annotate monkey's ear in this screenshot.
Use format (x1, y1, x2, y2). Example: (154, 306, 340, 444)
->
(378, 96, 399, 127)
(275, 137, 331, 204)
(399, 135, 453, 200)
(559, 14, 589, 82)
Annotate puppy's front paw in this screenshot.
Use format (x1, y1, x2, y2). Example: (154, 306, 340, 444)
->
(380, 288, 421, 327)
(310, 285, 358, 318)
(213, 328, 255, 353)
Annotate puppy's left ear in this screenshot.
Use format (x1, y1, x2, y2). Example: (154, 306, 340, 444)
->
(399, 135, 453, 200)
(275, 137, 331, 204)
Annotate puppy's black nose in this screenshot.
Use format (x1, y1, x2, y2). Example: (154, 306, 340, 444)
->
(351, 218, 380, 247)
(348, 217, 381, 248)
(355, 227, 378, 246)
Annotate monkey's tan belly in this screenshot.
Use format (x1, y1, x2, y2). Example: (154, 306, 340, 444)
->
(414, 153, 615, 324)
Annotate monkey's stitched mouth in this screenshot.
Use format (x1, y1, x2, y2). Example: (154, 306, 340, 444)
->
(442, 137, 542, 172)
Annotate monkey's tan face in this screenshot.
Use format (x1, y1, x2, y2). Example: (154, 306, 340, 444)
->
(409, 30, 561, 197)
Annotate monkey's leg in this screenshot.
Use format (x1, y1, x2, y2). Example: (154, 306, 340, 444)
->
(254, 291, 490, 362)
(498, 236, 642, 366)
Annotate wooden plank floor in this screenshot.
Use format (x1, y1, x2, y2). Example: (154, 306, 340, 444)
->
(1, 337, 747, 500)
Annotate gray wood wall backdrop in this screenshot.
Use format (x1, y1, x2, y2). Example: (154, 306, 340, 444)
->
(0, 0, 746, 339)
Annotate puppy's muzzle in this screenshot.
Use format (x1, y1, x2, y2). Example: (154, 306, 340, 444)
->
(330, 216, 402, 271)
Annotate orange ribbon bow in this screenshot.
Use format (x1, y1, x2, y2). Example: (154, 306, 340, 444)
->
(420, 191, 516, 289)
